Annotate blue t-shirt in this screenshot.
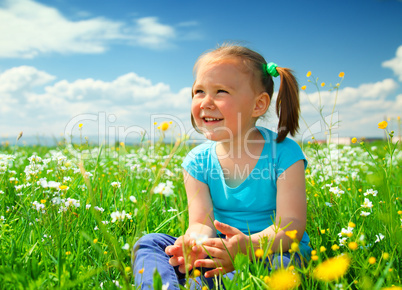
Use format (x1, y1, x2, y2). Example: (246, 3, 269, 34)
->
(182, 127, 311, 259)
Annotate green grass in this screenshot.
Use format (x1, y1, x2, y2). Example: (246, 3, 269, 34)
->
(0, 135, 401, 289)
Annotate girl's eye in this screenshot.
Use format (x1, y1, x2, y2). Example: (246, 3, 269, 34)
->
(217, 89, 228, 94)
(194, 89, 204, 95)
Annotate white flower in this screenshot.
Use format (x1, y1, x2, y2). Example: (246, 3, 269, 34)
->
(0, 190, 4, 194)
(32, 201, 45, 212)
(65, 198, 80, 208)
(360, 211, 371, 217)
(0, 216, 5, 222)
(94, 206, 105, 212)
(122, 243, 129, 250)
(129, 196, 137, 203)
(190, 232, 208, 245)
(94, 226, 99, 230)
(111, 182, 121, 188)
(162, 282, 170, 290)
(153, 181, 175, 197)
(361, 198, 373, 208)
(325, 202, 333, 207)
(329, 186, 345, 197)
(111, 210, 127, 223)
(375, 233, 385, 243)
(364, 189, 378, 196)
(86, 204, 91, 209)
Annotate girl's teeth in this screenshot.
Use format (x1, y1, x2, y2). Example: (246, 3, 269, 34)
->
(205, 118, 221, 122)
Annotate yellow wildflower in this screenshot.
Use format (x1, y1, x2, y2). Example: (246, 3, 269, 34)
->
(321, 82, 325, 87)
(104, 251, 107, 255)
(331, 244, 340, 251)
(160, 121, 170, 131)
(348, 242, 358, 250)
(138, 268, 144, 274)
(348, 222, 356, 228)
(93, 239, 98, 244)
(306, 71, 312, 77)
(255, 248, 264, 258)
(382, 252, 389, 260)
(285, 230, 298, 240)
(125, 266, 131, 272)
(398, 116, 400, 120)
(266, 269, 300, 290)
(301, 85, 306, 90)
(66, 251, 71, 256)
(351, 137, 357, 144)
(78, 123, 83, 129)
(193, 269, 201, 277)
(40, 199, 46, 204)
(320, 246, 326, 252)
(339, 72, 345, 78)
(202, 287, 209, 290)
(378, 121, 388, 129)
(313, 255, 350, 282)
(320, 229, 326, 234)
(59, 185, 68, 190)
(368, 257, 376, 264)
(311, 255, 319, 261)
(291, 242, 299, 252)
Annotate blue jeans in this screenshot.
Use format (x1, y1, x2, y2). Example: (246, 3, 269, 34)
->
(133, 233, 301, 290)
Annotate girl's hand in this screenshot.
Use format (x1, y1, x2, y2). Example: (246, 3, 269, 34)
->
(194, 220, 248, 277)
(165, 235, 206, 273)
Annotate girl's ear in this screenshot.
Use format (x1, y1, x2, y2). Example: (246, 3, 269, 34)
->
(252, 92, 270, 118)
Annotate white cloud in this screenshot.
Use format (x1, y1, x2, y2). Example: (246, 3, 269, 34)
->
(0, 0, 196, 58)
(0, 65, 192, 137)
(383, 45, 402, 81)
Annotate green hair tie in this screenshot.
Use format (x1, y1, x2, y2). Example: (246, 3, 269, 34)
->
(265, 62, 279, 77)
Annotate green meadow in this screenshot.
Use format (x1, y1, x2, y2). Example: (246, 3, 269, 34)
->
(1, 73, 401, 289)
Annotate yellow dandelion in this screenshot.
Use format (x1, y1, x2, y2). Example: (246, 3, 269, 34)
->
(382, 252, 390, 260)
(59, 185, 68, 190)
(331, 244, 340, 251)
(138, 268, 144, 274)
(93, 239, 98, 244)
(301, 85, 307, 90)
(104, 251, 107, 255)
(306, 71, 312, 77)
(160, 121, 170, 131)
(313, 255, 350, 282)
(378, 121, 388, 129)
(348, 222, 356, 228)
(154, 122, 158, 125)
(311, 250, 317, 256)
(346, 232, 353, 238)
(202, 287, 209, 290)
(255, 248, 264, 258)
(339, 72, 345, 78)
(398, 210, 402, 215)
(66, 251, 71, 256)
(125, 266, 131, 272)
(311, 255, 319, 261)
(291, 242, 299, 252)
(266, 269, 300, 290)
(40, 199, 46, 204)
(285, 230, 298, 240)
(351, 137, 357, 144)
(397, 116, 400, 120)
(78, 123, 83, 129)
(348, 242, 358, 250)
(193, 269, 201, 277)
(263, 276, 270, 284)
(368, 257, 376, 264)
(320, 229, 326, 234)
(320, 246, 326, 252)
(321, 82, 325, 87)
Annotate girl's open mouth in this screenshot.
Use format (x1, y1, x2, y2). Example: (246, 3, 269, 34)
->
(203, 117, 223, 123)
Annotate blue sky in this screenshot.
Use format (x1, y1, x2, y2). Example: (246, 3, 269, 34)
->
(1, 0, 402, 144)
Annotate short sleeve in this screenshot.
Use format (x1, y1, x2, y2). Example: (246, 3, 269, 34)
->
(275, 138, 308, 178)
(181, 143, 212, 184)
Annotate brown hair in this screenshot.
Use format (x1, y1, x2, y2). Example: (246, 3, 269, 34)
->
(191, 43, 300, 143)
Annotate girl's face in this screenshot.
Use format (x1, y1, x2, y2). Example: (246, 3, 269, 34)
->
(192, 58, 264, 142)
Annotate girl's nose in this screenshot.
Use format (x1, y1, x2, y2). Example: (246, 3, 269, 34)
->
(200, 94, 215, 110)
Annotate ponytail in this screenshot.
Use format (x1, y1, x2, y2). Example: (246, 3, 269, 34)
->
(275, 67, 300, 143)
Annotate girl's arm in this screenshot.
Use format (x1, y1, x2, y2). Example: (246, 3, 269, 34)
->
(165, 170, 216, 273)
(250, 159, 307, 251)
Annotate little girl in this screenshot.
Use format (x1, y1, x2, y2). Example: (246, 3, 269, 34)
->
(133, 43, 310, 289)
